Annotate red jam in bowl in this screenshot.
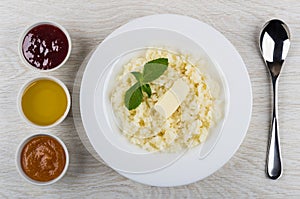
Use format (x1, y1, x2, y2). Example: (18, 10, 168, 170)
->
(22, 24, 69, 70)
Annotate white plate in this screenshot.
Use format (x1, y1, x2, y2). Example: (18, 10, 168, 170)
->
(80, 14, 252, 187)
(84, 28, 228, 174)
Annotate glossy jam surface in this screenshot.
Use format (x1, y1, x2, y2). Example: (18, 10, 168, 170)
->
(21, 135, 66, 182)
(22, 24, 69, 70)
(21, 79, 68, 126)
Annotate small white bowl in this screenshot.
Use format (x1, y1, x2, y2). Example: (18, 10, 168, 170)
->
(17, 76, 71, 128)
(18, 21, 72, 72)
(16, 133, 69, 185)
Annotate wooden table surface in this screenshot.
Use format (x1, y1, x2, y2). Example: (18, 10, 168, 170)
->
(1, 0, 300, 198)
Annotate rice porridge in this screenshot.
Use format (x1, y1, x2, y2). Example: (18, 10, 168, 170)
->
(110, 48, 221, 152)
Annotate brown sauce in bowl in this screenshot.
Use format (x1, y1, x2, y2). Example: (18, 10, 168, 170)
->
(21, 135, 66, 182)
(22, 24, 69, 70)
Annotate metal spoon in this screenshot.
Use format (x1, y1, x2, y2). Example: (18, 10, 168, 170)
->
(259, 19, 291, 179)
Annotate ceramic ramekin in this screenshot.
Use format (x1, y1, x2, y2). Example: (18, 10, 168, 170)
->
(16, 133, 69, 185)
(17, 76, 71, 128)
(18, 21, 72, 72)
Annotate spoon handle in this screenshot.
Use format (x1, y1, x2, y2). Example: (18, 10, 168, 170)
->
(266, 78, 282, 179)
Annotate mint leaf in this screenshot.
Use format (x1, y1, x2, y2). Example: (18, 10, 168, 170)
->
(142, 84, 152, 97)
(142, 58, 168, 83)
(124, 82, 143, 110)
(124, 58, 168, 110)
(131, 71, 143, 82)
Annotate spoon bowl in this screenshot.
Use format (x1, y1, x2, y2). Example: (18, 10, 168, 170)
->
(260, 19, 291, 77)
(259, 19, 291, 180)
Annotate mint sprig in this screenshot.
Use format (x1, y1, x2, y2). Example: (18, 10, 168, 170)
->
(124, 58, 168, 110)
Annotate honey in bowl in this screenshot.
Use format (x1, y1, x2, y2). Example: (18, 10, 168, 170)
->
(21, 78, 68, 126)
(21, 135, 66, 182)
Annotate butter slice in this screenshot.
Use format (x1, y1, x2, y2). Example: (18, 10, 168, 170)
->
(154, 78, 189, 118)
